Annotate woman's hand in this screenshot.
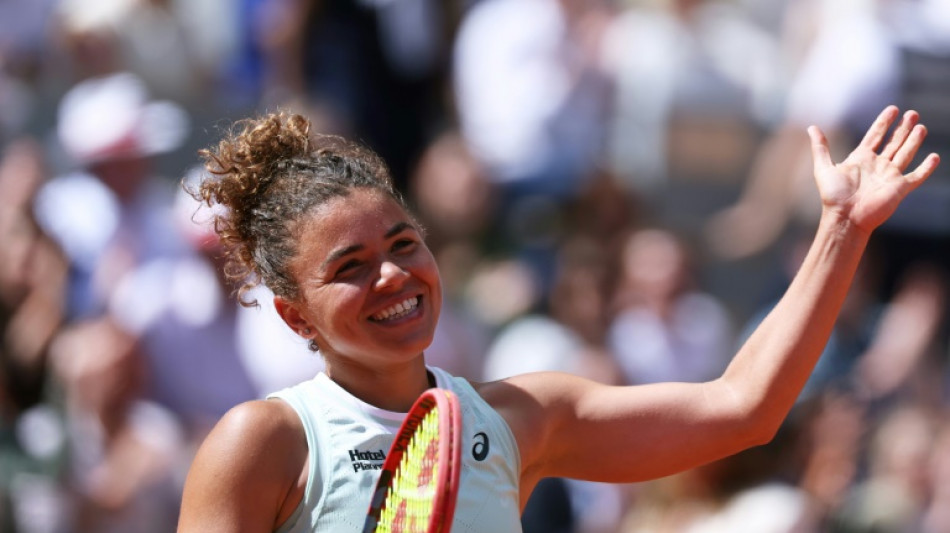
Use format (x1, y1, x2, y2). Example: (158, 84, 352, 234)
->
(809, 105, 941, 233)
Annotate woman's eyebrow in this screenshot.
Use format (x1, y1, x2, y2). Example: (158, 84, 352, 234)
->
(321, 244, 364, 271)
(321, 222, 415, 270)
(384, 221, 414, 239)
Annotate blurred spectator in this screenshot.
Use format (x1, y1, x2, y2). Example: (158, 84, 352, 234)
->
(620, 414, 807, 533)
(0, 0, 57, 78)
(705, 0, 950, 296)
(567, 169, 641, 254)
(454, 0, 614, 195)
(105, 173, 259, 436)
(409, 130, 496, 380)
(0, 0, 57, 142)
(682, 483, 810, 533)
(482, 238, 624, 533)
(409, 130, 496, 255)
(34, 71, 190, 320)
(852, 264, 946, 403)
(795, 391, 867, 528)
(50, 317, 183, 532)
(921, 418, 950, 532)
(600, 0, 784, 210)
(27, 71, 195, 531)
(608, 228, 733, 385)
(0, 139, 65, 414)
(242, 0, 451, 192)
(832, 403, 938, 531)
(0, 138, 71, 533)
(739, 235, 947, 404)
(483, 238, 620, 385)
(53, 0, 230, 108)
(453, 0, 616, 289)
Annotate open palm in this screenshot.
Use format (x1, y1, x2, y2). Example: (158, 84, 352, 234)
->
(809, 106, 941, 233)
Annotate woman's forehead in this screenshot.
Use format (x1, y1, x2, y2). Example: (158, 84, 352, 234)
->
(300, 190, 413, 246)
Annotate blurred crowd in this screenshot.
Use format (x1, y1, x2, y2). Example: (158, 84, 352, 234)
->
(1, 0, 950, 531)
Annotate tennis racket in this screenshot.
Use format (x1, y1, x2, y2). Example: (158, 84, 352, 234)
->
(362, 388, 462, 533)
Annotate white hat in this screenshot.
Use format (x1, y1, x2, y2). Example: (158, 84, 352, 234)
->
(57, 72, 189, 165)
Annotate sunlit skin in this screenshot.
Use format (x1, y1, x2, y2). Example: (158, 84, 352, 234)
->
(177, 107, 940, 532)
(274, 189, 443, 411)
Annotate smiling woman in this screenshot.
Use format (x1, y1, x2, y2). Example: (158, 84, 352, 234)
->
(273, 188, 444, 391)
(177, 107, 940, 533)
(178, 113, 522, 532)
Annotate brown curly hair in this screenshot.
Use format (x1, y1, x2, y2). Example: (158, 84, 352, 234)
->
(189, 112, 410, 306)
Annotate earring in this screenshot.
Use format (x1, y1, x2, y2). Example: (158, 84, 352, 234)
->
(304, 328, 312, 335)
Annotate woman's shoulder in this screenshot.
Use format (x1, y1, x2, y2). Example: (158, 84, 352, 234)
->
(193, 399, 307, 485)
(221, 398, 305, 454)
(220, 398, 304, 437)
(179, 399, 308, 530)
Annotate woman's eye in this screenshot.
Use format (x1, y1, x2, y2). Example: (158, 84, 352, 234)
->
(392, 239, 416, 252)
(336, 259, 362, 275)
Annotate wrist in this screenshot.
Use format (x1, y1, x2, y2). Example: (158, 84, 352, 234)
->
(817, 208, 872, 247)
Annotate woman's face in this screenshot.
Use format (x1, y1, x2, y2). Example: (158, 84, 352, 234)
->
(282, 188, 442, 367)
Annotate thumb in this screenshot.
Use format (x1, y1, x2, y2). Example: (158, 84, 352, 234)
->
(808, 125, 834, 176)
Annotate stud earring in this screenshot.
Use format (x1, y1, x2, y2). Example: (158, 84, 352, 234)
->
(304, 328, 312, 335)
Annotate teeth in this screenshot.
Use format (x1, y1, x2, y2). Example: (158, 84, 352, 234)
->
(372, 297, 419, 321)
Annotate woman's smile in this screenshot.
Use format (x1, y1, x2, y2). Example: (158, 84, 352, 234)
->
(369, 295, 422, 322)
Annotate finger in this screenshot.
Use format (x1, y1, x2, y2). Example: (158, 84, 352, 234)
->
(904, 153, 941, 189)
(893, 124, 928, 171)
(880, 110, 919, 159)
(859, 105, 900, 152)
(808, 125, 833, 175)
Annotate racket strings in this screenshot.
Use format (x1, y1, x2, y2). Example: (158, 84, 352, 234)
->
(377, 408, 442, 532)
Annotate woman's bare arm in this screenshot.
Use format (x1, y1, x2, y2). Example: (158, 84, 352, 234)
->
(489, 106, 941, 487)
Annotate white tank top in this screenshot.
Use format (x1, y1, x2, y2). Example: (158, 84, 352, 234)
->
(269, 367, 523, 532)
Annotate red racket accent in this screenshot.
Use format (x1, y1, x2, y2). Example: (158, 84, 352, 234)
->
(363, 388, 462, 533)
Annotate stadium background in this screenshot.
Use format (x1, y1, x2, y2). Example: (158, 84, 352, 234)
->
(1, 0, 950, 531)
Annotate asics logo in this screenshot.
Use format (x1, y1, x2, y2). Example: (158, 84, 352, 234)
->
(472, 432, 489, 461)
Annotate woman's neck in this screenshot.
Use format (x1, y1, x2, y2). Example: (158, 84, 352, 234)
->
(323, 356, 432, 412)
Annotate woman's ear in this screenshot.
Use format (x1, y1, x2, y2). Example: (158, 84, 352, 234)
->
(273, 296, 313, 338)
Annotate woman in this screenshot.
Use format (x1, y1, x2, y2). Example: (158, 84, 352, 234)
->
(178, 106, 939, 532)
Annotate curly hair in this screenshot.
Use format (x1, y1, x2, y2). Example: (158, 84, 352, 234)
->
(189, 112, 409, 306)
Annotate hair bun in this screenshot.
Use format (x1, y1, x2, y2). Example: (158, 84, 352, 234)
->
(189, 110, 401, 307)
(188, 112, 314, 303)
(229, 113, 313, 193)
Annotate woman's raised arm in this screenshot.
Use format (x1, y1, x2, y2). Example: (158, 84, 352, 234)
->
(488, 106, 941, 491)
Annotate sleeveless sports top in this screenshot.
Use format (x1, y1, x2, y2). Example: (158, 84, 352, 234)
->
(268, 366, 523, 532)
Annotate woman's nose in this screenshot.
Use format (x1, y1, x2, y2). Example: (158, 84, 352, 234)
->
(375, 261, 410, 290)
